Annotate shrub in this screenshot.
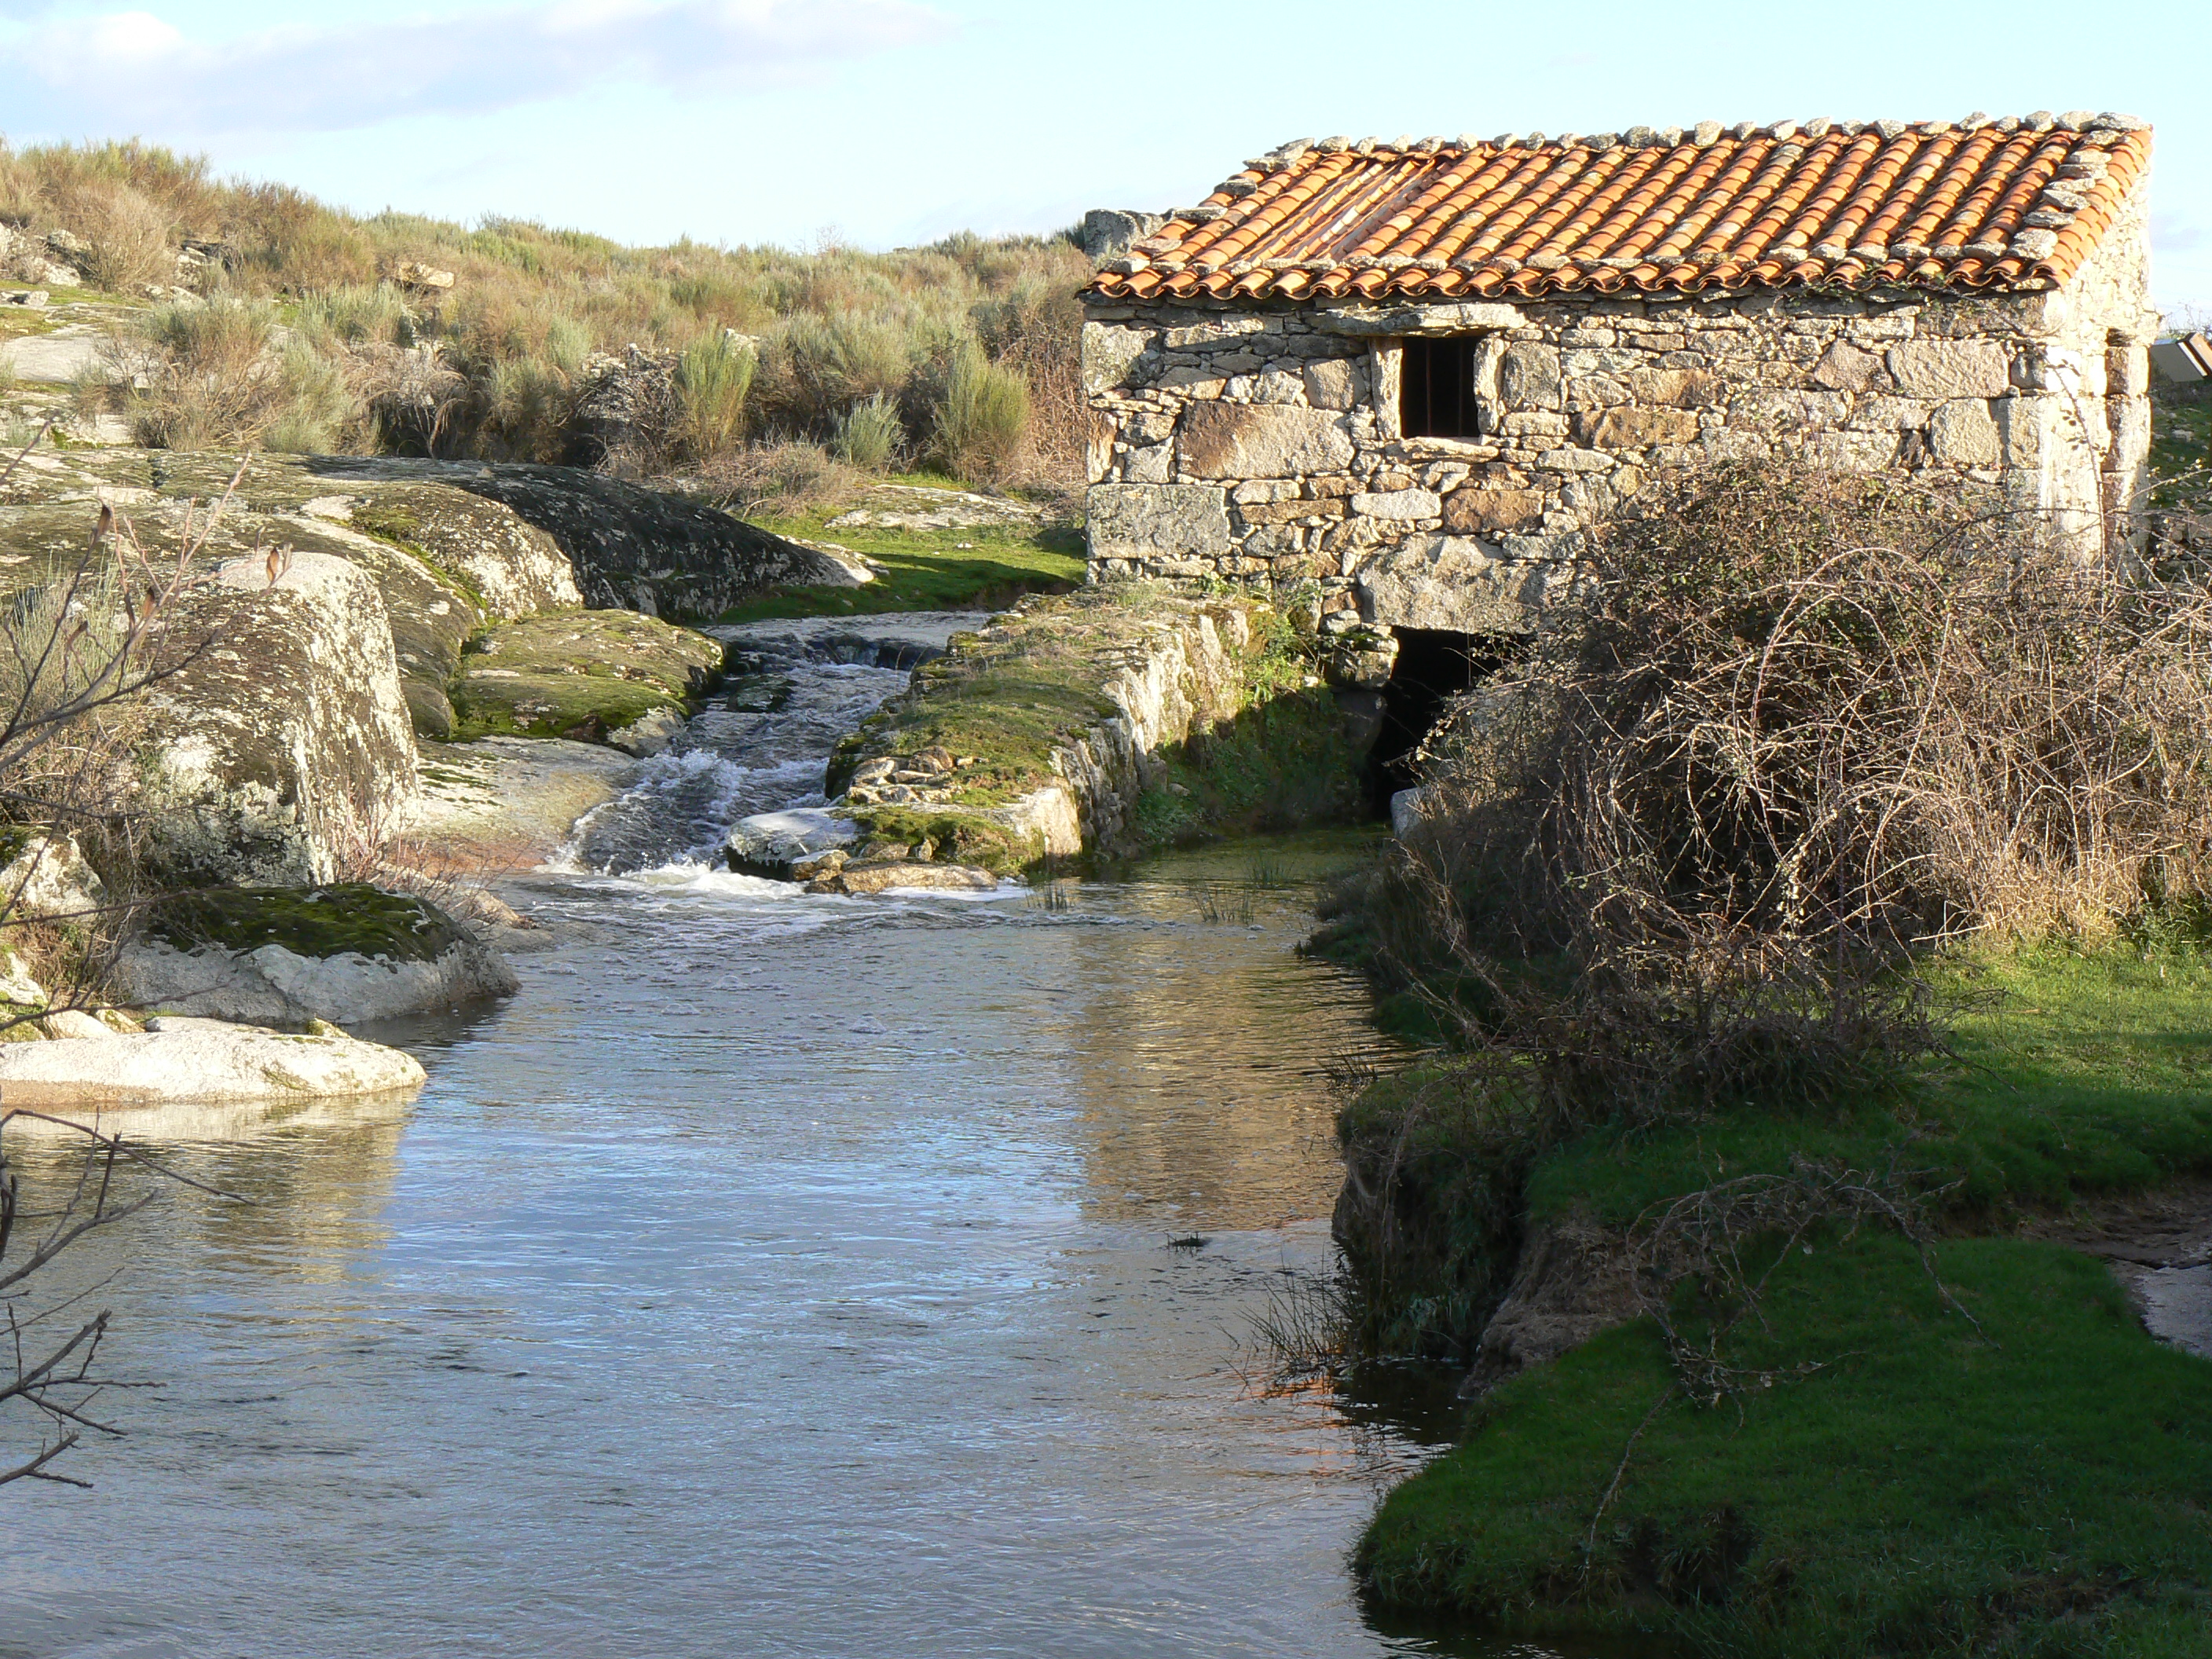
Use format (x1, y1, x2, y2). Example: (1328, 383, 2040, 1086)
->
(1348, 464, 2212, 1112)
(71, 181, 174, 293)
(116, 296, 284, 449)
(929, 344, 1029, 484)
(674, 331, 755, 463)
(262, 342, 362, 453)
(763, 313, 916, 431)
(4, 137, 1092, 472)
(296, 284, 415, 350)
(830, 392, 902, 471)
(700, 441, 859, 518)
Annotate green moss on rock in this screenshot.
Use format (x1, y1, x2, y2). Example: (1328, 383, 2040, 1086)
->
(148, 884, 462, 964)
(451, 609, 725, 742)
(832, 805, 1040, 874)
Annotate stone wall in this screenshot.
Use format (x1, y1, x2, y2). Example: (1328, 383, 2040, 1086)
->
(1082, 181, 2158, 632)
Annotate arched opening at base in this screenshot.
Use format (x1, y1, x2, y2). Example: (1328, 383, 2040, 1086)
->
(1364, 628, 1517, 811)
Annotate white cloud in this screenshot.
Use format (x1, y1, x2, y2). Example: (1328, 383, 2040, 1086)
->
(0, 0, 952, 137)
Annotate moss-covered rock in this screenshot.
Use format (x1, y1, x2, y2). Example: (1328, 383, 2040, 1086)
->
(452, 609, 726, 742)
(123, 881, 517, 1025)
(824, 585, 1364, 868)
(146, 883, 462, 963)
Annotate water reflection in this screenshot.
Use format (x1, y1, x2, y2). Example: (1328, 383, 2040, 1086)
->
(0, 839, 1645, 1659)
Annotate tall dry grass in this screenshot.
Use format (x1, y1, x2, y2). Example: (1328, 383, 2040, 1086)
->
(0, 137, 1091, 492)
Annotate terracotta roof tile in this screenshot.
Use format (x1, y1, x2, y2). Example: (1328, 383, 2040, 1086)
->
(1088, 115, 2151, 303)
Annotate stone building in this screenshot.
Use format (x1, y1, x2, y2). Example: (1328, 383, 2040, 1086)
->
(1079, 113, 2159, 636)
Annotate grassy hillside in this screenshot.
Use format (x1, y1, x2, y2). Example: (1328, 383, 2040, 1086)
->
(0, 138, 1090, 499)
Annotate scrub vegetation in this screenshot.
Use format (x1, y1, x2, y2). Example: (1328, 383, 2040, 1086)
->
(1312, 450, 2212, 1654)
(2, 139, 1088, 494)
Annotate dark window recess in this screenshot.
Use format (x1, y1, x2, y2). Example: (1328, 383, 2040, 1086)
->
(1401, 335, 1486, 438)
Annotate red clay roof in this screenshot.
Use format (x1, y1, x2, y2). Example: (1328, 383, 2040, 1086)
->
(1087, 115, 2151, 304)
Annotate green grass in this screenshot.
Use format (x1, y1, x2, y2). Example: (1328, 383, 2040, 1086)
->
(2150, 383, 2209, 512)
(1359, 1231, 2212, 1655)
(1522, 947, 2212, 1232)
(721, 478, 1084, 622)
(1349, 945, 2212, 1652)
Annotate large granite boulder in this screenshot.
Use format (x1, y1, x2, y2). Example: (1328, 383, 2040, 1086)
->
(298, 456, 861, 620)
(115, 883, 516, 1027)
(0, 489, 488, 740)
(46, 449, 582, 618)
(138, 550, 421, 886)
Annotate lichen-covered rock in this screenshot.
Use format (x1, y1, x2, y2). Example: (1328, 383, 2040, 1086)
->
(139, 550, 420, 886)
(452, 609, 724, 741)
(0, 493, 483, 740)
(0, 833, 107, 921)
(58, 450, 583, 623)
(117, 883, 516, 1026)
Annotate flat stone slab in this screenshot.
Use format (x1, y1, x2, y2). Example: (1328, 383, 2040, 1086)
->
(0, 325, 105, 385)
(0, 1018, 425, 1105)
(726, 808, 859, 878)
(825, 484, 1045, 532)
(805, 861, 1000, 895)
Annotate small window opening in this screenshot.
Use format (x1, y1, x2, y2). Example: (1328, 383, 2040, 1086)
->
(1401, 335, 1489, 439)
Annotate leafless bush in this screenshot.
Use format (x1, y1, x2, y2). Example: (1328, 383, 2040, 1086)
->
(1351, 463, 2212, 1137)
(351, 341, 468, 456)
(698, 441, 861, 519)
(1435, 463, 2212, 952)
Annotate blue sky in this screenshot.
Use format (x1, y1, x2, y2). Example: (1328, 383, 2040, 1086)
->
(2, 0, 2207, 313)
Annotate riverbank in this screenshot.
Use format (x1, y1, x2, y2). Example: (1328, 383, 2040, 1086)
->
(1341, 943, 2212, 1653)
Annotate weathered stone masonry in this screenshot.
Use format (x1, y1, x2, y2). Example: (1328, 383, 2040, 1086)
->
(1082, 159, 2158, 635)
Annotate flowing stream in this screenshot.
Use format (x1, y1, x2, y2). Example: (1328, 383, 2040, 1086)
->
(0, 618, 1650, 1659)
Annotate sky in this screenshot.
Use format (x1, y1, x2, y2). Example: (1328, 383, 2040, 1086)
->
(1, 0, 2206, 317)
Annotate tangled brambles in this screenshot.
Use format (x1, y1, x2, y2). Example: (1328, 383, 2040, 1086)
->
(1361, 463, 2212, 1091)
(1323, 462, 2212, 1356)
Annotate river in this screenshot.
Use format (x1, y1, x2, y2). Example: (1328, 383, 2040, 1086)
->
(0, 620, 1642, 1658)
